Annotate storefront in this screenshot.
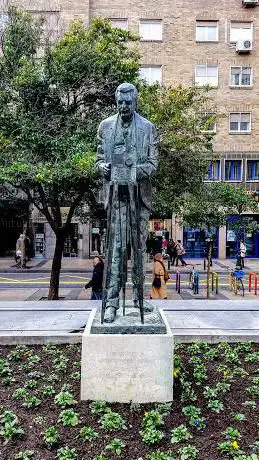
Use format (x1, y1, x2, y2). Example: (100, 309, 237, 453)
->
(183, 227, 219, 258)
(226, 216, 259, 258)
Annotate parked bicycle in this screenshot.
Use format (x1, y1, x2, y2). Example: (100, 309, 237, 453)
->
(229, 267, 245, 297)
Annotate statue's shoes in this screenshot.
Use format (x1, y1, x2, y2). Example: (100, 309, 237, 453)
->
(133, 301, 153, 313)
(104, 306, 117, 323)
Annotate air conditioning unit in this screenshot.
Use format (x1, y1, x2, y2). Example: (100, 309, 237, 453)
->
(236, 39, 253, 53)
(242, 0, 258, 6)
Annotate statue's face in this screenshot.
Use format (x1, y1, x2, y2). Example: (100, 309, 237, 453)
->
(116, 91, 135, 121)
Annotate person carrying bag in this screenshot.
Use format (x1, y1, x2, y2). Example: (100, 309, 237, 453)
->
(150, 253, 169, 299)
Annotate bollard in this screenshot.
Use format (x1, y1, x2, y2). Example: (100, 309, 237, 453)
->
(193, 272, 199, 295)
(204, 259, 206, 270)
(211, 272, 219, 295)
(248, 272, 257, 296)
(176, 271, 181, 294)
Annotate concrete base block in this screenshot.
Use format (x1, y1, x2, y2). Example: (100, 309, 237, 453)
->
(81, 309, 173, 403)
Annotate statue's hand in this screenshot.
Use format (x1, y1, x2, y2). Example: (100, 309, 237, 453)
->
(100, 163, 111, 180)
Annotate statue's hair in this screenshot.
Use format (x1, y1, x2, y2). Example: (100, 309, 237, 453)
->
(115, 82, 138, 102)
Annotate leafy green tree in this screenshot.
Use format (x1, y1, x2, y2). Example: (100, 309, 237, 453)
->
(0, 7, 139, 299)
(139, 85, 217, 217)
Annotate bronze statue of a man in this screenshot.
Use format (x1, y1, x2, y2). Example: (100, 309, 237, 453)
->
(96, 82, 158, 323)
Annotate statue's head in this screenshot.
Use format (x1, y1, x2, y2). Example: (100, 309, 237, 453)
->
(115, 82, 138, 122)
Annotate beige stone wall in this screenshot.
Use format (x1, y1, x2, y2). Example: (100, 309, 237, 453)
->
(90, 0, 259, 161)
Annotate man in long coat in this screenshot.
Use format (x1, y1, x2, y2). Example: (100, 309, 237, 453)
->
(96, 82, 158, 322)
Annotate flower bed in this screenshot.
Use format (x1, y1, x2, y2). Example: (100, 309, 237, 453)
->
(0, 342, 259, 460)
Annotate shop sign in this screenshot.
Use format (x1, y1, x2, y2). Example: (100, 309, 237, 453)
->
(92, 227, 100, 234)
(227, 230, 236, 242)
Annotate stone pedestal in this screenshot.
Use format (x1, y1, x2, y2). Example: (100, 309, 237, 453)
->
(81, 307, 173, 403)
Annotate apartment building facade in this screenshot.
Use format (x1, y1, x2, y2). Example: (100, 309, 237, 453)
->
(1, 0, 259, 258)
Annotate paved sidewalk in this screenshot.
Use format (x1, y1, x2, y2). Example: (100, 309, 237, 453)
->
(0, 299, 259, 344)
(0, 256, 256, 273)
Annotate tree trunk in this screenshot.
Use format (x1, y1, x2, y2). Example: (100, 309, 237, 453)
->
(48, 231, 65, 300)
(206, 241, 212, 299)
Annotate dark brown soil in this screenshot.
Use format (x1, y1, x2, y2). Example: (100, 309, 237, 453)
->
(0, 342, 259, 460)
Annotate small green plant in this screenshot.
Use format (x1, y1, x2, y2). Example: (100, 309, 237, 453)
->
(71, 372, 80, 380)
(15, 450, 35, 459)
(24, 380, 38, 389)
(79, 426, 99, 442)
(243, 400, 257, 409)
(142, 410, 165, 428)
(43, 425, 60, 447)
(99, 410, 126, 431)
(178, 444, 199, 459)
(53, 354, 69, 372)
(193, 364, 207, 384)
(105, 438, 125, 455)
(12, 387, 29, 400)
(0, 421, 24, 445)
(43, 343, 58, 355)
(90, 400, 108, 414)
(140, 426, 164, 445)
(2, 376, 16, 386)
(7, 345, 27, 361)
(54, 390, 77, 408)
(244, 352, 259, 363)
(207, 399, 224, 413)
(234, 413, 246, 422)
(218, 440, 242, 455)
(33, 415, 46, 426)
(156, 403, 172, 415)
(41, 385, 56, 396)
(56, 446, 77, 460)
(180, 381, 197, 402)
(22, 395, 41, 408)
(27, 354, 41, 368)
(0, 410, 18, 424)
(170, 424, 192, 444)
(46, 373, 59, 383)
(182, 406, 206, 429)
(27, 371, 44, 380)
(147, 452, 174, 460)
(58, 409, 79, 427)
(203, 386, 218, 399)
(223, 427, 241, 441)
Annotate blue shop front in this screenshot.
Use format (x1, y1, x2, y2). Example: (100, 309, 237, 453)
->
(226, 215, 259, 258)
(183, 227, 219, 258)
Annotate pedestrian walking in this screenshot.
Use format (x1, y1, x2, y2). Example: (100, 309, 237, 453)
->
(175, 240, 187, 266)
(168, 239, 177, 265)
(240, 240, 246, 268)
(15, 234, 25, 268)
(85, 256, 104, 300)
(150, 253, 170, 299)
(161, 236, 168, 257)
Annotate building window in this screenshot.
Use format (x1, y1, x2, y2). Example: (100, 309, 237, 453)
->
(200, 112, 217, 132)
(139, 20, 162, 41)
(230, 22, 253, 43)
(205, 161, 221, 181)
(229, 112, 251, 133)
(247, 160, 259, 180)
(109, 18, 128, 30)
(139, 66, 162, 84)
(225, 160, 242, 181)
(196, 21, 218, 42)
(230, 67, 252, 87)
(195, 65, 218, 87)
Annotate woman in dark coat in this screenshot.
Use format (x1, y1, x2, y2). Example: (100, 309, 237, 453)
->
(85, 256, 104, 300)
